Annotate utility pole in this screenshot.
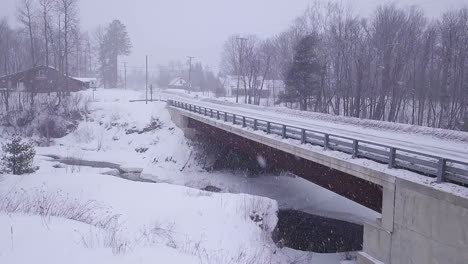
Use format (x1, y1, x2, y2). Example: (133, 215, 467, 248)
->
(187, 56, 195, 94)
(146, 55, 148, 104)
(236, 37, 247, 104)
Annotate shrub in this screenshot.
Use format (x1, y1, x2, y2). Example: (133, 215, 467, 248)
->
(38, 115, 75, 139)
(1, 136, 38, 175)
(142, 117, 163, 133)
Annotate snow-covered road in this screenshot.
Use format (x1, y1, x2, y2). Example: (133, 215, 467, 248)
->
(165, 92, 468, 163)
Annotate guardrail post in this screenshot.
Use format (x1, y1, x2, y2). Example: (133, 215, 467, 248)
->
(224, 112, 227, 122)
(266, 122, 271, 134)
(242, 117, 246, 128)
(210, 109, 213, 118)
(254, 119, 258, 130)
(301, 129, 306, 144)
(233, 114, 236, 125)
(352, 140, 359, 158)
(324, 134, 329, 150)
(216, 111, 220, 120)
(388, 147, 396, 169)
(282, 125, 287, 139)
(437, 158, 446, 183)
(204, 108, 207, 116)
(189, 104, 192, 112)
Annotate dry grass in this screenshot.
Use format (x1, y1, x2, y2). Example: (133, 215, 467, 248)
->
(0, 188, 120, 229)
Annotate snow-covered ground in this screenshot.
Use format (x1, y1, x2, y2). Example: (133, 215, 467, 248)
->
(0, 89, 361, 264)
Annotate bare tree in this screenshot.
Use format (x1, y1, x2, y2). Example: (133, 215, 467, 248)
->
(38, 0, 54, 66)
(56, 0, 79, 94)
(17, 0, 37, 67)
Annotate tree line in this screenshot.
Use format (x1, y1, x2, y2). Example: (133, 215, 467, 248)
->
(221, 2, 468, 131)
(0, 0, 131, 91)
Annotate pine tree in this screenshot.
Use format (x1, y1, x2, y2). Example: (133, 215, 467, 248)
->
(284, 34, 322, 110)
(99, 20, 132, 88)
(1, 136, 37, 175)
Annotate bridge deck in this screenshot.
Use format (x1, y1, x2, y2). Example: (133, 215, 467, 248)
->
(167, 97, 468, 187)
(168, 96, 468, 163)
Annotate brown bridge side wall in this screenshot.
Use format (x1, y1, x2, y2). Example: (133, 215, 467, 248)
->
(189, 118, 383, 212)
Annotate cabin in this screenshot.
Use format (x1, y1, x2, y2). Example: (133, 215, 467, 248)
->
(0, 66, 88, 94)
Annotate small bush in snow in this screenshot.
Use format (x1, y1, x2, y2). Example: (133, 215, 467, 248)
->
(125, 117, 163, 135)
(1, 136, 38, 175)
(142, 117, 163, 133)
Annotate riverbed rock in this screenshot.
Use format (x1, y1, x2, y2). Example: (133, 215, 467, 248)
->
(102, 169, 120, 176)
(118, 166, 143, 181)
(201, 185, 222, 193)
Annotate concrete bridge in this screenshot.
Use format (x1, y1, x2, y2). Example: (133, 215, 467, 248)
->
(167, 99, 468, 264)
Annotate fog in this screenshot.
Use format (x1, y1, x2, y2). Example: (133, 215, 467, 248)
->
(1, 0, 467, 70)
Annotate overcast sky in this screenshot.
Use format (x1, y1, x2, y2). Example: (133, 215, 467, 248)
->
(1, 0, 467, 72)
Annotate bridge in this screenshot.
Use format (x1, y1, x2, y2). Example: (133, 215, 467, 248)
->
(166, 98, 468, 264)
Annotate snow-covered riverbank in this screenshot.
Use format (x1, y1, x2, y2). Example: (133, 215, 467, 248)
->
(0, 89, 367, 263)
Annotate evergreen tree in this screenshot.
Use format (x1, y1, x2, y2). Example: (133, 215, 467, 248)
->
(1, 136, 37, 175)
(284, 34, 322, 110)
(99, 20, 132, 88)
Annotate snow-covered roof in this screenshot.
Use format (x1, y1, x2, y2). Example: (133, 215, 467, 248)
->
(0, 65, 58, 79)
(72, 77, 97, 83)
(169, 77, 187, 87)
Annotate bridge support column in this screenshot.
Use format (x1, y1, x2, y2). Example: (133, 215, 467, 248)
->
(359, 178, 468, 264)
(359, 184, 395, 264)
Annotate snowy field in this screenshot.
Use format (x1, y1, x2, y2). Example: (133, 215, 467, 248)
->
(0, 89, 359, 264)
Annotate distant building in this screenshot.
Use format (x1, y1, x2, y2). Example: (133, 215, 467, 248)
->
(72, 77, 98, 89)
(0, 65, 88, 93)
(219, 75, 285, 99)
(168, 77, 187, 89)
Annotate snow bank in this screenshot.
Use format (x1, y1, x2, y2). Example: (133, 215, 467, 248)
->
(0, 213, 200, 264)
(0, 171, 279, 264)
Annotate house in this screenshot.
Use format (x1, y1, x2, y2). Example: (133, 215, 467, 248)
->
(72, 77, 98, 89)
(0, 65, 87, 94)
(168, 77, 187, 89)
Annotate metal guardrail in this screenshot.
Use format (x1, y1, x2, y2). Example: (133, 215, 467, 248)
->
(169, 100, 468, 186)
